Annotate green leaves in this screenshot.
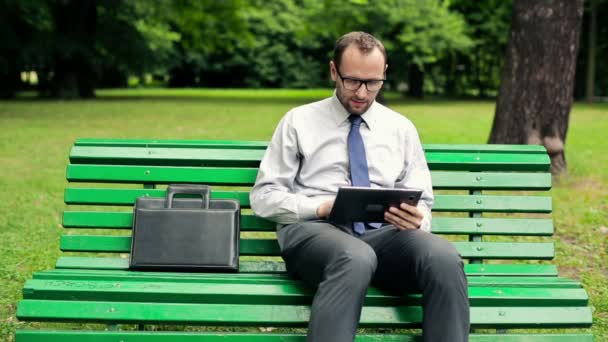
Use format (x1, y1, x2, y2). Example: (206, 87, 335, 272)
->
(0, 0, 512, 96)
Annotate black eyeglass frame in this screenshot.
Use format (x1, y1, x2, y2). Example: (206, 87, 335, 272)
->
(335, 68, 386, 92)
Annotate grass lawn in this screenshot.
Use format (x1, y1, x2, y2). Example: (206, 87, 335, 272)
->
(1, 88, 606, 340)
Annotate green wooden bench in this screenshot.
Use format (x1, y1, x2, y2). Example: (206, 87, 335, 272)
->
(15, 138, 594, 341)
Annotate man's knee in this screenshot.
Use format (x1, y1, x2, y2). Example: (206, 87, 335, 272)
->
(420, 235, 465, 284)
(329, 243, 378, 285)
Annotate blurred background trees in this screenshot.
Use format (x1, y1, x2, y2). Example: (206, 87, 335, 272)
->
(1, 0, 606, 100)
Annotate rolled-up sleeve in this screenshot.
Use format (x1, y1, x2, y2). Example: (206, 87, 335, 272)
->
(250, 111, 323, 224)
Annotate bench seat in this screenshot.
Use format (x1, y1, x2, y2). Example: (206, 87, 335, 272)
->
(15, 331, 595, 342)
(15, 139, 593, 340)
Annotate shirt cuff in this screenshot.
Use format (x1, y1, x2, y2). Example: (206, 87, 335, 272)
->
(417, 205, 432, 233)
(296, 195, 326, 221)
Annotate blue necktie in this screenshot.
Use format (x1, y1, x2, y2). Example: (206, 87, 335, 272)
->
(348, 115, 370, 235)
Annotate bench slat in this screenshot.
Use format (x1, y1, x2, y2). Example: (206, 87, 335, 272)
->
(425, 152, 549, 171)
(59, 235, 555, 259)
(67, 165, 259, 185)
(65, 183, 553, 209)
(431, 217, 553, 235)
(55, 257, 559, 276)
(64, 190, 552, 213)
(424, 144, 549, 154)
(434, 195, 552, 212)
(63, 211, 553, 233)
(14, 330, 595, 342)
(33, 269, 581, 288)
(62, 211, 553, 235)
(62, 212, 272, 231)
(70, 146, 265, 167)
(35, 269, 293, 283)
(55, 257, 291, 273)
(22, 279, 588, 307)
(430, 171, 551, 190)
(67, 165, 551, 188)
(75, 138, 550, 154)
(75, 138, 269, 149)
(16, 300, 592, 328)
(65, 188, 252, 207)
(69, 146, 550, 172)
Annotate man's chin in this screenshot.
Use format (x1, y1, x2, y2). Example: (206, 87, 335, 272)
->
(337, 95, 372, 115)
(346, 103, 371, 115)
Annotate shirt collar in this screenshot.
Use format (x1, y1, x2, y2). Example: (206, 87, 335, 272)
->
(329, 91, 377, 130)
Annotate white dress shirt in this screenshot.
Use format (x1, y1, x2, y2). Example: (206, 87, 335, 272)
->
(250, 93, 434, 232)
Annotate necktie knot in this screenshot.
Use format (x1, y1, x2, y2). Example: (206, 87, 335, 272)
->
(349, 115, 363, 127)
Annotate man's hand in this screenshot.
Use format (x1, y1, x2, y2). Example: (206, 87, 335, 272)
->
(316, 200, 335, 219)
(384, 203, 424, 230)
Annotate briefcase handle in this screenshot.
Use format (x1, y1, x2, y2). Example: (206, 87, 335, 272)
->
(166, 184, 210, 209)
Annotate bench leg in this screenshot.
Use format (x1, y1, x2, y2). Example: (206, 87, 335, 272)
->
(468, 189, 484, 265)
(468, 190, 484, 334)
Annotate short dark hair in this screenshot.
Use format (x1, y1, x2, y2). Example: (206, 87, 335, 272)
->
(333, 31, 387, 69)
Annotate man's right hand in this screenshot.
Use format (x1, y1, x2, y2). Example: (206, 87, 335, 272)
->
(316, 200, 334, 218)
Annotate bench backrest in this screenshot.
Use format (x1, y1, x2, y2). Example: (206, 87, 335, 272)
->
(60, 138, 553, 272)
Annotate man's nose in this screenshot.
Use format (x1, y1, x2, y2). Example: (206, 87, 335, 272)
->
(355, 83, 368, 97)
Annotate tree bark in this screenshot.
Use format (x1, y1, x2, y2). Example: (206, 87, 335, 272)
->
(585, 0, 597, 102)
(488, 0, 584, 174)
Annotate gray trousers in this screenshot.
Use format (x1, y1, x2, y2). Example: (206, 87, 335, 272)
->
(277, 221, 470, 342)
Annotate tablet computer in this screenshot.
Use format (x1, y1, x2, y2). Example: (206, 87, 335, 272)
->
(328, 186, 423, 224)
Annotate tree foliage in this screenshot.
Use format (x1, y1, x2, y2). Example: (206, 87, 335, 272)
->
(301, 0, 472, 96)
(0, 0, 183, 97)
(1, 0, 605, 99)
(575, 0, 608, 100)
(448, 0, 512, 97)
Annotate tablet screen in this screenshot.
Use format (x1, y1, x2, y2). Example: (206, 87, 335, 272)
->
(328, 186, 422, 224)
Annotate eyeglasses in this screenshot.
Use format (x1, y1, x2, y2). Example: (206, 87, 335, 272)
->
(336, 68, 385, 92)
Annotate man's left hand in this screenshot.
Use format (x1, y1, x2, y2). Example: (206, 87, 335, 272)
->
(384, 203, 424, 230)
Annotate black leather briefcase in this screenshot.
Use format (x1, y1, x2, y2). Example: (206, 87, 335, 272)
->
(129, 184, 240, 272)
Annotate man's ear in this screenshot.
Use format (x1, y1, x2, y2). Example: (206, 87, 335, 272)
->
(330, 60, 337, 82)
(384, 64, 388, 75)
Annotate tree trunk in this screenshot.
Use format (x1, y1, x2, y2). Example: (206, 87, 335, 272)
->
(50, 0, 97, 99)
(0, 67, 20, 99)
(475, 47, 486, 98)
(376, 89, 387, 105)
(169, 64, 197, 87)
(444, 54, 457, 97)
(98, 66, 128, 88)
(585, 0, 597, 102)
(407, 64, 424, 98)
(488, 0, 584, 174)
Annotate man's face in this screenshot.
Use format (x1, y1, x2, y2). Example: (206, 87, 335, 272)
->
(330, 45, 387, 115)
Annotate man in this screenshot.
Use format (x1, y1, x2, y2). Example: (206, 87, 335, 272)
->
(250, 31, 469, 342)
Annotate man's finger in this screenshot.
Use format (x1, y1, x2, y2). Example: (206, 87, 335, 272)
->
(385, 211, 418, 230)
(388, 206, 421, 227)
(400, 203, 424, 218)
